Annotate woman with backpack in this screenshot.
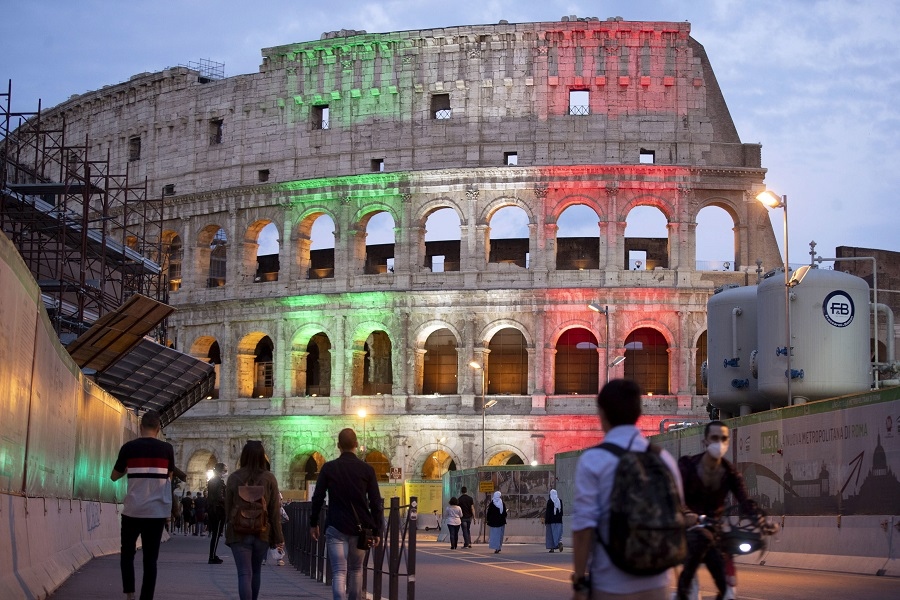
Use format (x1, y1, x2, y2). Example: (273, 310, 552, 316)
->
(225, 440, 284, 600)
(486, 491, 508, 553)
(544, 489, 564, 552)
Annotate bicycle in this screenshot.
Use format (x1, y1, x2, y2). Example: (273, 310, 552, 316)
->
(681, 503, 780, 600)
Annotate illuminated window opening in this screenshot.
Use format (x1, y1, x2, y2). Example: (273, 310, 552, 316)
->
(165, 234, 183, 292)
(313, 105, 330, 130)
(623, 328, 669, 395)
(696, 331, 708, 395)
(488, 328, 528, 395)
(555, 328, 599, 394)
(422, 328, 458, 395)
(305, 333, 332, 397)
(569, 90, 589, 115)
(252, 336, 274, 398)
(431, 93, 451, 119)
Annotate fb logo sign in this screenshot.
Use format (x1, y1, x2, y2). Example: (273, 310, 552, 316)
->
(823, 290, 854, 328)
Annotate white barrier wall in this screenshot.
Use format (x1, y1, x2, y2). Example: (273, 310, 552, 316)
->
(555, 386, 900, 576)
(0, 234, 137, 599)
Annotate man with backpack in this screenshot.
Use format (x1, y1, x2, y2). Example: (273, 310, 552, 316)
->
(571, 379, 685, 600)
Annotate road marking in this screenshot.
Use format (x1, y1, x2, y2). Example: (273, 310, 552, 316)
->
(417, 547, 571, 583)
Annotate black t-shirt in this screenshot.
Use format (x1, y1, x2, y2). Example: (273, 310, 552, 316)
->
(458, 493, 475, 518)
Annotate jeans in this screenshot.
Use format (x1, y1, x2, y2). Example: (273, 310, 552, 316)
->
(676, 527, 727, 600)
(447, 524, 461, 549)
(460, 517, 472, 546)
(120, 515, 166, 600)
(325, 525, 367, 600)
(229, 535, 270, 600)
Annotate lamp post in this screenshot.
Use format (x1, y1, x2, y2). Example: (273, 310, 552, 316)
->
(588, 303, 613, 384)
(469, 361, 495, 465)
(357, 408, 367, 454)
(756, 190, 793, 406)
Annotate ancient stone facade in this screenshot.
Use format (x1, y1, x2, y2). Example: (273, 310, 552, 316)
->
(42, 17, 783, 492)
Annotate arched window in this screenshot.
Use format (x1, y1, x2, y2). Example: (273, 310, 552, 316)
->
(362, 331, 392, 395)
(488, 206, 530, 268)
(306, 333, 331, 396)
(623, 327, 669, 395)
(488, 328, 528, 395)
(696, 331, 708, 395)
(208, 227, 228, 287)
(423, 329, 458, 394)
(556, 205, 600, 270)
(555, 328, 599, 394)
(253, 336, 274, 398)
(165, 234, 183, 291)
(364, 450, 391, 481)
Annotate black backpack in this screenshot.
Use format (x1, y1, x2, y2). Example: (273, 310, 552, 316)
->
(597, 442, 687, 576)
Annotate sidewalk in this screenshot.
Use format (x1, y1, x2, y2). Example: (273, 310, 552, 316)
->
(50, 531, 333, 599)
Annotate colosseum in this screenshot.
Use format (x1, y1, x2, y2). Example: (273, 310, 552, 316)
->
(31, 16, 783, 491)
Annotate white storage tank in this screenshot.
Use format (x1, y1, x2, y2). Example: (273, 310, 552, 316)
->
(757, 266, 871, 404)
(706, 284, 766, 414)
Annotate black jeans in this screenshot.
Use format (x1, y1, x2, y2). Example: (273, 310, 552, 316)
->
(447, 524, 461, 549)
(208, 512, 225, 559)
(677, 527, 727, 600)
(460, 517, 472, 546)
(120, 515, 166, 600)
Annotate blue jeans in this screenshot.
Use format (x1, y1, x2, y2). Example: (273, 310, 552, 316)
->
(460, 517, 472, 546)
(229, 535, 269, 600)
(325, 525, 367, 600)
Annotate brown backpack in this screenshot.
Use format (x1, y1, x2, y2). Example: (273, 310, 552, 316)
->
(230, 475, 268, 536)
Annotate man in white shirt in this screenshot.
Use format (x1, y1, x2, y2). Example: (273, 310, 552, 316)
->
(571, 379, 684, 600)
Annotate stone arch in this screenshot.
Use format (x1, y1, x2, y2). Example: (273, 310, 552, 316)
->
(480, 194, 537, 226)
(289, 324, 334, 397)
(414, 197, 466, 227)
(185, 448, 218, 493)
(350, 323, 394, 395)
(294, 207, 339, 280)
(197, 223, 228, 288)
(549, 194, 604, 223)
(477, 318, 535, 348)
(286, 450, 326, 492)
(235, 330, 275, 398)
(617, 192, 676, 223)
(416, 200, 465, 272)
(552, 324, 600, 395)
(188, 334, 222, 398)
(622, 324, 672, 395)
(363, 449, 392, 481)
(243, 217, 281, 283)
(485, 442, 528, 466)
(410, 441, 461, 479)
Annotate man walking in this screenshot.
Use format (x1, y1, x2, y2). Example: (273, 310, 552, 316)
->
(207, 462, 227, 564)
(457, 486, 475, 548)
(111, 410, 175, 600)
(310, 428, 384, 600)
(570, 379, 683, 600)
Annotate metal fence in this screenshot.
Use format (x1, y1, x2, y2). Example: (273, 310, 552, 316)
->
(283, 496, 419, 600)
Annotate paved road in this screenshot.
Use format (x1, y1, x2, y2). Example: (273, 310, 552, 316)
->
(50, 534, 899, 599)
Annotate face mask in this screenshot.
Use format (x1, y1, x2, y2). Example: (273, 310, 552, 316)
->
(706, 441, 728, 459)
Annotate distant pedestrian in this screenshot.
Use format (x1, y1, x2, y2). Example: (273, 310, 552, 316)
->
(457, 486, 475, 548)
(207, 462, 227, 564)
(180, 491, 194, 535)
(193, 490, 207, 535)
(225, 440, 284, 600)
(111, 409, 175, 600)
(486, 491, 507, 554)
(545, 489, 564, 552)
(445, 497, 463, 549)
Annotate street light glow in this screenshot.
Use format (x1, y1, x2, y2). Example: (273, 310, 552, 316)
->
(755, 190, 784, 208)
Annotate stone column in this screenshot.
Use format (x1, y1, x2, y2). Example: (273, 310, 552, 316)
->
(544, 223, 559, 271)
(544, 348, 557, 396)
(413, 348, 427, 395)
(349, 349, 366, 397)
(291, 348, 308, 397)
(236, 352, 255, 398)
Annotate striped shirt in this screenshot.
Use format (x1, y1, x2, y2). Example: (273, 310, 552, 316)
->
(114, 437, 175, 518)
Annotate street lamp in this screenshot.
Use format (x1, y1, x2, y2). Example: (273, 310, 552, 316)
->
(469, 361, 495, 465)
(588, 303, 615, 384)
(756, 190, 794, 406)
(357, 408, 367, 454)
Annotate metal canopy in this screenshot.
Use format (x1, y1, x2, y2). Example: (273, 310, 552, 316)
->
(93, 338, 215, 427)
(66, 293, 214, 427)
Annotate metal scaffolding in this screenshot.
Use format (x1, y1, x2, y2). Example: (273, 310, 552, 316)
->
(1, 80, 168, 343)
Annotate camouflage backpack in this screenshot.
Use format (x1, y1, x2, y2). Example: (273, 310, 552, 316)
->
(597, 442, 687, 576)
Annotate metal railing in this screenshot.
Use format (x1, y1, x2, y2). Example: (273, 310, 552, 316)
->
(283, 495, 418, 600)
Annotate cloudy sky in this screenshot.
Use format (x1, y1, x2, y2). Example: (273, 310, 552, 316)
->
(3, 0, 898, 266)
